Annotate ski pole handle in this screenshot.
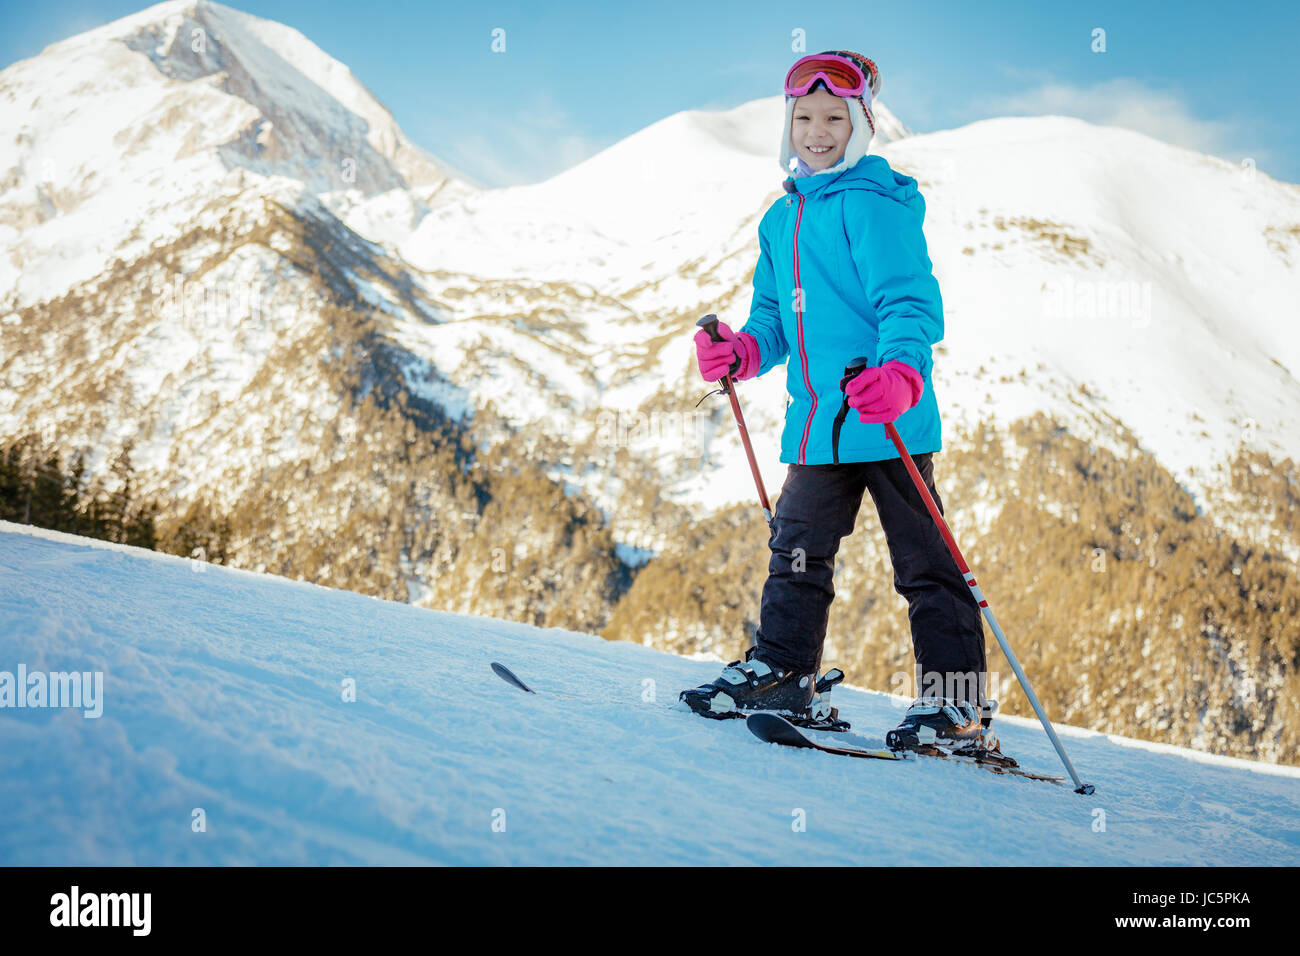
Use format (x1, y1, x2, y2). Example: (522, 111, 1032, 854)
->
(697, 313, 724, 342)
(696, 313, 743, 379)
(841, 356, 869, 393)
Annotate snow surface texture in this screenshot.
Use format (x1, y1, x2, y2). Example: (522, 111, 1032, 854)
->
(2, 521, 1297, 866)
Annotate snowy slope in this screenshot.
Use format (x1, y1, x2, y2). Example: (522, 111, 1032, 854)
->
(2, 521, 1297, 866)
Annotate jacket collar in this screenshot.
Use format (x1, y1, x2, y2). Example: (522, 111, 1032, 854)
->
(782, 168, 846, 197)
(783, 155, 921, 203)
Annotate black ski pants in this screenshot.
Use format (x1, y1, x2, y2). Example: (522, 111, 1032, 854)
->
(753, 454, 987, 704)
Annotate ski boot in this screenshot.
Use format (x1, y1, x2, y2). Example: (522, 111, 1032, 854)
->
(886, 696, 1011, 763)
(805, 667, 850, 732)
(680, 650, 849, 731)
(944, 700, 1018, 767)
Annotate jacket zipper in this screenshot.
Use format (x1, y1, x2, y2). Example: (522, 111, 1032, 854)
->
(792, 192, 815, 465)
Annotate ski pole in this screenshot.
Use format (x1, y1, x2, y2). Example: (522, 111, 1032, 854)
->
(842, 358, 1095, 795)
(696, 314, 773, 525)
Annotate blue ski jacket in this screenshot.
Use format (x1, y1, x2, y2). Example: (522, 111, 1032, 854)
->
(739, 154, 944, 465)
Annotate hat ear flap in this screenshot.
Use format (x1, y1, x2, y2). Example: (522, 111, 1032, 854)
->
(859, 99, 876, 137)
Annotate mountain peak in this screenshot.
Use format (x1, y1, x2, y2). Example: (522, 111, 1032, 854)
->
(4, 0, 462, 198)
(0, 0, 477, 306)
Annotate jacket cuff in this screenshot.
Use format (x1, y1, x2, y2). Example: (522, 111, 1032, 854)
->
(735, 332, 762, 381)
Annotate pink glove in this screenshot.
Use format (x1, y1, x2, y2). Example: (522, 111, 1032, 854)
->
(694, 322, 761, 382)
(844, 360, 924, 424)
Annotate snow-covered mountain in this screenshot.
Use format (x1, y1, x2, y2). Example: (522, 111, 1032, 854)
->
(3, 521, 1297, 865)
(394, 108, 1300, 519)
(399, 96, 911, 285)
(0, 0, 472, 308)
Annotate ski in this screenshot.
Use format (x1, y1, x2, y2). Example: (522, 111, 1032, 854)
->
(490, 662, 535, 693)
(747, 713, 1066, 786)
(747, 712, 900, 760)
(497, 659, 848, 730)
(494, 663, 1064, 786)
(901, 746, 1066, 785)
(487, 662, 593, 702)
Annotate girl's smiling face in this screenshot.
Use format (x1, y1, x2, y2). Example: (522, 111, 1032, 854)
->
(791, 87, 852, 170)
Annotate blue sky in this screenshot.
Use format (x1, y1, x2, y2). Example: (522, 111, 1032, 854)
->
(3, 0, 1297, 186)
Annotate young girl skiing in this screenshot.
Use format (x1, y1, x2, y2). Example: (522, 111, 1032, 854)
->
(681, 51, 996, 754)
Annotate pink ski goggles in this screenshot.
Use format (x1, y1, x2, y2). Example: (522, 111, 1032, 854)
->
(784, 52, 877, 98)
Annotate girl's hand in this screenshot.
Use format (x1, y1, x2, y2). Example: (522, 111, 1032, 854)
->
(694, 322, 761, 382)
(845, 360, 924, 423)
